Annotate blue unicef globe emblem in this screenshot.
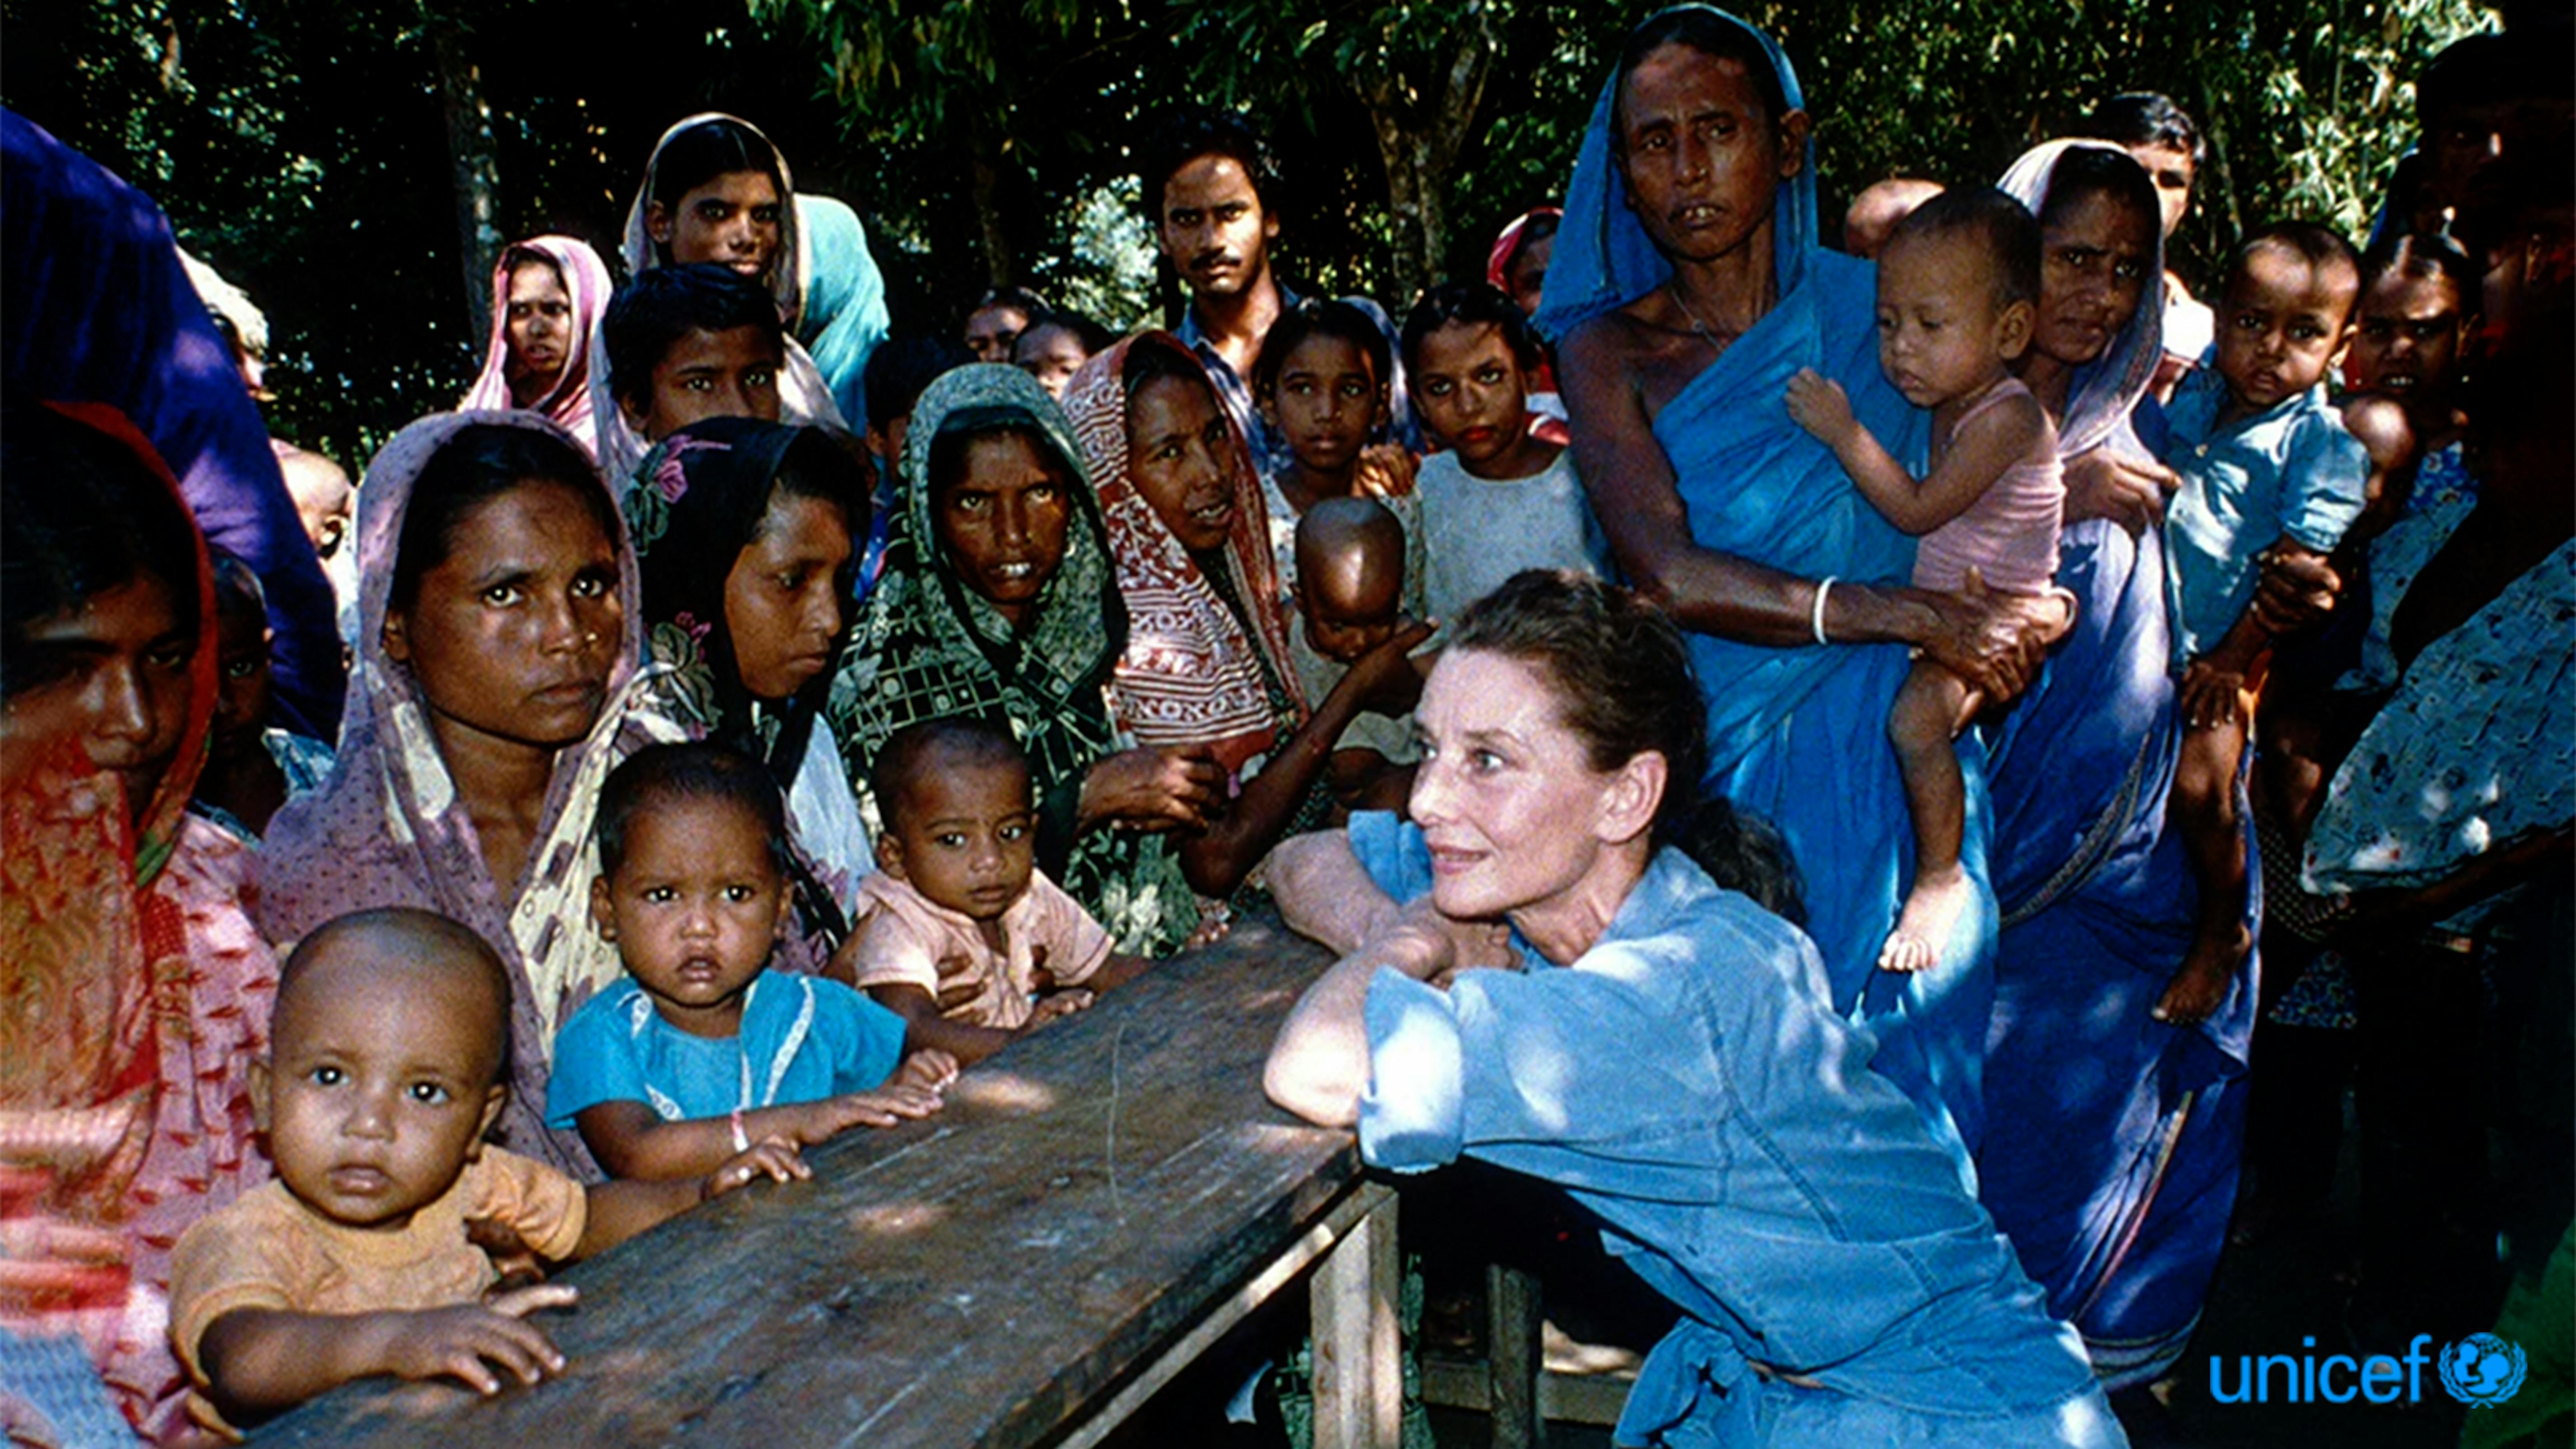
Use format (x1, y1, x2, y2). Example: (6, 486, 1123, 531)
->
(2439, 1334, 2527, 1406)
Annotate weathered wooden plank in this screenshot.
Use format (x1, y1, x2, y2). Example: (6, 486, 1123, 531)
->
(257, 918, 1354, 1449)
(1486, 1263, 1542, 1449)
(1308, 1186, 1400, 1449)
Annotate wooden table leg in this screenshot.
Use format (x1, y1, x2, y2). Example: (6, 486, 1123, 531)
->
(1487, 1262, 1543, 1448)
(1311, 1182, 1400, 1449)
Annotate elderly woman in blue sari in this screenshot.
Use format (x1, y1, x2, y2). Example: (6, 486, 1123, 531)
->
(1540, 6, 2067, 1156)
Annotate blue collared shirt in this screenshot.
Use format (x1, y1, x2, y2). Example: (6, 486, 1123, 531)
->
(1176, 281, 1419, 482)
(1344, 814, 2112, 1444)
(2150, 370, 2367, 662)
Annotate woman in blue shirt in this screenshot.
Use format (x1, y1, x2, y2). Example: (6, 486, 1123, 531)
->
(1263, 571, 2124, 1448)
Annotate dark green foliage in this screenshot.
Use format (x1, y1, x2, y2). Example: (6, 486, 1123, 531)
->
(5, 0, 2488, 472)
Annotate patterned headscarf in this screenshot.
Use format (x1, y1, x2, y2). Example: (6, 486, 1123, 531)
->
(827, 364, 1200, 954)
(3, 404, 277, 1438)
(3, 400, 220, 1189)
(461, 235, 615, 458)
(1061, 333, 1304, 779)
(1997, 140, 2167, 460)
(257, 410, 685, 1179)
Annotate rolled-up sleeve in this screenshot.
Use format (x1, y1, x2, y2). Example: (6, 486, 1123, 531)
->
(1357, 967, 1466, 1172)
(1347, 810, 1436, 904)
(2282, 411, 2369, 553)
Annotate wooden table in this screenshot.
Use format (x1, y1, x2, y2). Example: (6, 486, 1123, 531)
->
(260, 916, 1403, 1448)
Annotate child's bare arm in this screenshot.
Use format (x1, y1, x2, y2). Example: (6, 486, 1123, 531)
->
(1176, 619, 1435, 897)
(2181, 538, 2320, 729)
(866, 981, 1018, 1064)
(196, 1285, 578, 1421)
(573, 1142, 808, 1256)
(1083, 952, 1153, 992)
(574, 1083, 934, 1181)
(1789, 370, 2042, 534)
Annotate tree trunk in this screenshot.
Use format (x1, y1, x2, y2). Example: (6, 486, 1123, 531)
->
(968, 122, 1015, 290)
(1353, 5, 1497, 298)
(428, 8, 502, 342)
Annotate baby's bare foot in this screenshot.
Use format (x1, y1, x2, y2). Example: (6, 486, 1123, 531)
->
(1879, 869, 1973, 973)
(2153, 926, 2250, 1026)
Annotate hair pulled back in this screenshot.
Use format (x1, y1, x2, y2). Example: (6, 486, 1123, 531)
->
(1445, 570, 1804, 922)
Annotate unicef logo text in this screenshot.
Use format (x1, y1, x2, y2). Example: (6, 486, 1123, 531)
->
(2209, 1333, 2527, 1407)
(2440, 1333, 2527, 1407)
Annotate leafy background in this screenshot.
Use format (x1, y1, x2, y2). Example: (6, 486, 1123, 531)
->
(4, 0, 2489, 469)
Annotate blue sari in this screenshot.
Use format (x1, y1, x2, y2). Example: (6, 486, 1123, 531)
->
(1978, 140, 2257, 1388)
(1536, 9, 1992, 1161)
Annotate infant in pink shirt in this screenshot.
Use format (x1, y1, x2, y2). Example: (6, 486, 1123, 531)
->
(830, 719, 1149, 1063)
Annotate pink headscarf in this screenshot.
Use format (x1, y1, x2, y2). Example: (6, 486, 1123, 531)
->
(1062, 334, 1306, 779)
(1485, 205, 1562, 294)
(460, 236, 613, 459)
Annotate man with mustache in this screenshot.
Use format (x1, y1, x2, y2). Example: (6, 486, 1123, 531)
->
(1142, 107, 1416, 483)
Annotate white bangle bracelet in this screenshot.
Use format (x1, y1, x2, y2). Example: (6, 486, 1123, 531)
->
(1811, 576, 1837, 646)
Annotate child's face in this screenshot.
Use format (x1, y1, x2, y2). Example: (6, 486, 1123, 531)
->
(1410, 321, 1532, 472)
(964, 303, 1030, 365)
(209, 602, 272, 758)
(632, 325, 784, 441)
(1263, 334, 1383, 476)
(878, 758, 1037, 922)
(2215, 244, 2357, 412)
(647, 170, 783, 283)
(1013, 324, 1088, 399)
(256, 945, 506, 1231)
(2121, 143, 2195, 241)
(868, 413, 912, 477)
(1299, 553, 1404, 664)
(591, 795, 785, 1035)
(725, 490, 851, 702)
(1873, 231, 2030, 410)
(2344, 269, 2467, 402)
(1504, 234, 1554, 319)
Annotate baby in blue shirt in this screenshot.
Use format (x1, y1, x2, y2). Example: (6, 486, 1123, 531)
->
(2153, 223, 2367, 1026)
(549, 743, 955, 1179)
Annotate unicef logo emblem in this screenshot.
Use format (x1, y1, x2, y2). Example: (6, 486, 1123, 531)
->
(2439, 1334, 2527, 1406)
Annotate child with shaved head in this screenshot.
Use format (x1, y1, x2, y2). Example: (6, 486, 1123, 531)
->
(831, 719, 1151, 1064)
(1289, 497, 1424, 813)
(167, 907, 803, 1434)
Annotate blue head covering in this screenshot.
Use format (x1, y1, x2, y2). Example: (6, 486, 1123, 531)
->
(1532, 5, 1818, 342)
(795, 194, 891, 432)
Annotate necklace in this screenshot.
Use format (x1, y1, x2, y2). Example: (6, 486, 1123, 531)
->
(1668, 283, 1730, 351)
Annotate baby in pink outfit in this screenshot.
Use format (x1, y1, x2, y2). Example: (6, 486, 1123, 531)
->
(830, 718, 1150, 1064)
(1787, 186, 2064, 974)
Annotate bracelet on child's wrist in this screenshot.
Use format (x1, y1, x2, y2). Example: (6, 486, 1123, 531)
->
(729, 1106, 751, 1154)
(1810, 576, 1838, 646)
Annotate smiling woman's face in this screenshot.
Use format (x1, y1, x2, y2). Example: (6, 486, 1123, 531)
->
(383, 478, 622, 757)
(1406, 647, 1635, 933)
